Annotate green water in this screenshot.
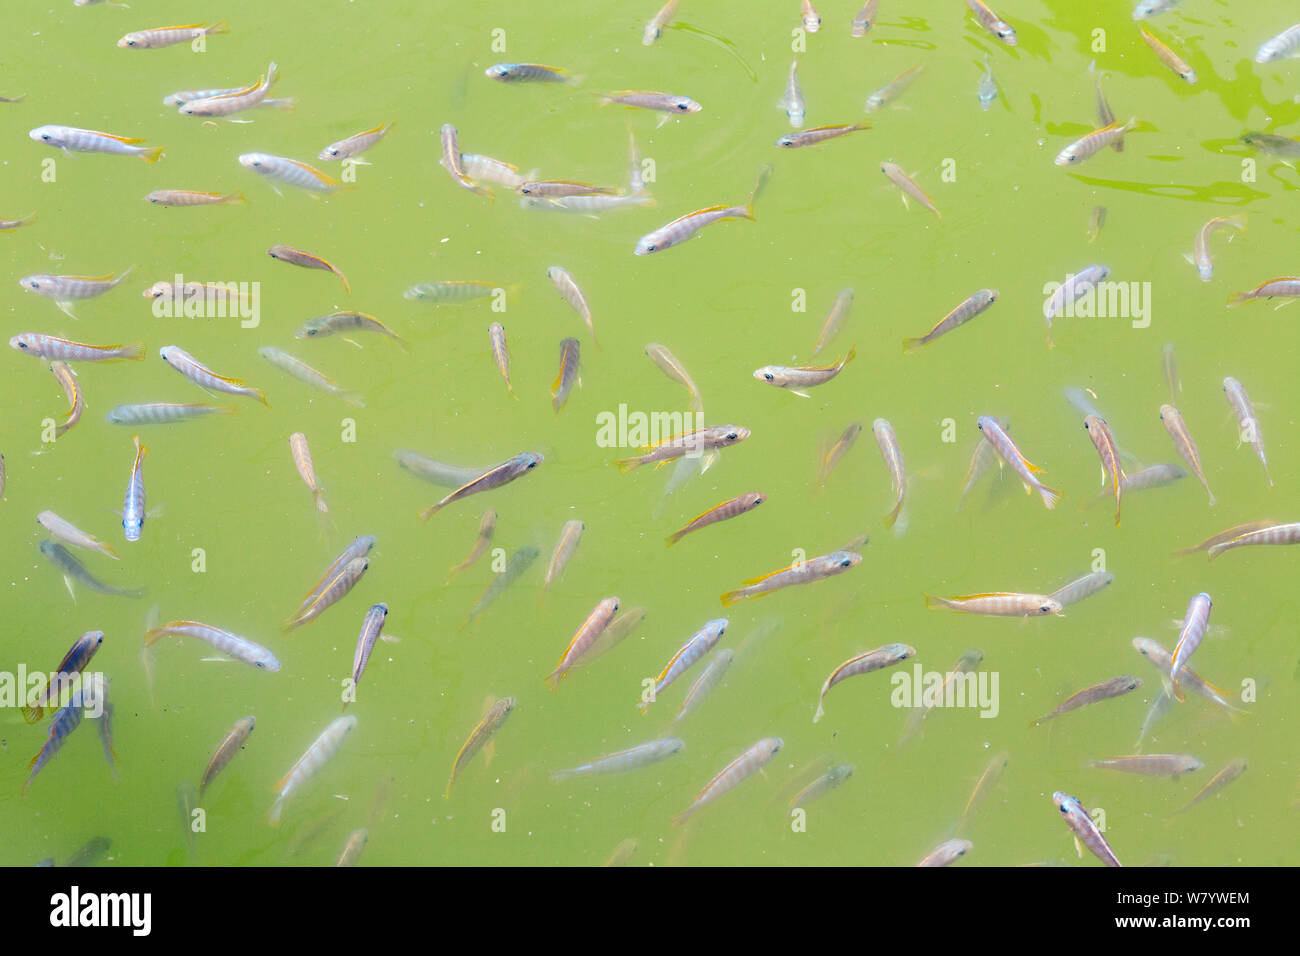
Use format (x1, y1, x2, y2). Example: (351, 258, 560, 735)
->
(1, 0, 1296, 866)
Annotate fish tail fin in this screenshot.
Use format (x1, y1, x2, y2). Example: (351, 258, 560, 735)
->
(125, 342, 147, 361)
(901, 337, 924, 354)
(549, 769, 575, 783)
(226, 191, 247, 204)
(924, 594, 948, 610)
(253, 388, 270, 408)
(719, 589, 745, 608)
(337, 273, 351, 295)
(20, 704, 42, 724)
(264, 97, 297, 112)
(1206, 543, 1226, 561)
(614, 457, 641, 474)
(665, 530, 683, 547)
(139, 146, 165, 164)
(1170, 676, 1187, 704)
(209, 19, 231, 35)
(1038, 484, 1064, 510)
(841, 344, 857, 367)
(341, 391, 366, 408)
(670, 807, 694, 827)
(1226, 291, 1251, 307)
(418, 503, 441, 520)
(884, 501, 903, 528)
(812, 701, 825, 724)
(267, 798, 284, 826)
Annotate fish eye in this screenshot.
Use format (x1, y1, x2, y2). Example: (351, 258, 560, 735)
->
(41, 134, 51, 141)
(1040, 605, 1052, 614)
(29, 280, 39, 288)
(726, 432, 738, 440)
(18, 341, 27, 349)
(764, 372, 774, 381)
(677, 102, 690, 111)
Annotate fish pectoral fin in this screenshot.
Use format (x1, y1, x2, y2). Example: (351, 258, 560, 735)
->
(62, 575, 77, 604)
(791, 390, 811, 399)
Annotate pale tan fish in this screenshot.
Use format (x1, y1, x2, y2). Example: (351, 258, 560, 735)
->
(775, 122, 870, 148)
(161, 345, 269, 405)
(672, 648, 735, 726)
(903, 289, 997, 352)
(181, 63, 283, 117)
(268, 244, 350, 294)
(917, 839, 973, 867)
(872, 419, 907, 528)
(643, 0, 679, 45)
(720, 550, 861, 607)
(404, 280, 503, 303)
(673, 738, 783, 825)
(439, 124, 492, 199)
(1171, 758, 1247, 816)
(1084, 415, 1125, 525)
(1088, 204, 1107, 242)
(1159, 404, 1214, 504)
(543, 519, 585, 592)
(19, 268, 134, 316)
(293, 536, 376, 616)
(645, 343, 703, 412)
(780, 59, 805, 128)
(269, 715, 356, 825)
(813, 642, 915, 723)
(667, 492, 765, 546)
(418, 452, 543, 517)
(145, 190, 245, 206)
(957, 431, 999, 511)
(199, 716, 255, 799)
(1, 213, 36, 230)
(1048, 570, 1114, 607)
(1054, 792, 1121, 867)
(545, 597, 620, 690)
(1227, 277, 1300, 307)
(1256, 23, 1300, 63)
(925, 592, 1063, 617)
(615, 425, 749, 472)
(865, 65, 923, 112)
(457, 154, 530, 189)
(753, 346, 855, 397)
(967, 0, 1017, 45)
(852, 0, 879, 37)
(598, 91, 702, 114)
(810, 289, 854, 356)
(819, 422, 863, 485)
(1163, 342, 1180, 400)
(37, 511, 118, 560)
(634, 165, 768, 254)
(445, 697, 515, 796)
(49, 361, 84, 436)
(546, 267, 596, 339)
(801, 0, 821, 32)
(319, 122, 393, 162)
(289, 433, 327, 514)
(118, 21, 229, 49)
(880, 163, 940, 218)
(958, 751, 1009, 833)
(447, 510, 496, 580)
(1223, 377, 1270, 486)
(488, 322, 515, 397)
(258, 346, 362, 407)
(1176, 520, 1279, 557)
(296, 312, 407, 348)
(976, 416, 1062, 509)
(1092, 64, 1119, 149)
(551, 337, 582, 412)
(11, 334, 144, 363)
(1207, 522, 1300, 561)
(335, 829, 368, 867)
(239, 153, 343, 194)
(1031, 675, 1142, 727)
(581, 605, 648, 667)
(29, 126, 163, 163)
(284, 556, 369, 631)
(519, 180, 616, 199)
(143, 281, 250, 309)
(1140, 26, 1196, 82)
(604, 838, 640, 866)
(485, 63, 578, 83)
(1188, 215, 1246, 281)
(1091, 754, 1204, 777)
(1054, 118, 1137, 166)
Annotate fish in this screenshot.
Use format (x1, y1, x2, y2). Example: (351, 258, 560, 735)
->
(551, 737, 684, 782)
(22, 678, 100, 796)
(1031, 675, 1142, 726)
(780, 60, 805, 128)
(1176, 519, 1279, 557)
(872, 419, 907, 529)
(518, 180, 615, 199)
(319, 122, 393, 162)
(404, 280, 501, 303)
(40, 541, 144, 600)
(1227, 277, 1300, 307)
(120, 435, 148, 542)
(643, 0, 679, 45)
(1255, 23, 1300, 63)
(667, 492, 765, 546)
(1163, 343, 1180, 399)
(1054, 792, 1121, 866)
(720, 550, 860, 607)
(347, 603, 389, 704)
(582, 606, 648, 668)
(118, 21, 229, 49)
(967, 0, 1017, 45)
(145, 621, 281, 671)
(813, 289, 853, 356)
(238, 153, 343, 194)
(902, 289, 997, 352)
(142, 280, 251, 309)
(448, 510, 496, 580)
(181, 63, 285, 117)
(819, 422, 863, 485)
(106, 403, 236, 425)
(1223, 377, 1270, 486)
(199, 716, 256, 799)
(10, 334, 143, 363)
(1043, 266, 1109, 347)
(290, 433, 328, 514)
(552, 338, 582, 414)
(604, 838, 639, 867)
(269, 716, 357, 825)
(445, 698, 515, 797)
(258, 346, 362, 407)
(813, 643, 915, 723)
(439, 125, 493, 199)
(1241, 132, 1300, 158)
(925, 592, 1063, 617)
(615, 425, 749, 472)
(161, 346, 269, 405)
(64, 837, 112, 868)
(284, 557, 369, 632)
(976, 416, 1062, 509)
(336, 829, 368, 867)
(294, 536, 376, 615)
(1140, 26, 1197, 83)
(1055, 118, 1137, 166)
(865, 65, 923, 112)
(21, 630, 103, 724)
(776, 122, 870, 148)
(1084, 416, 1125, 525)
(1091, 754, 1204, 777)
(1207, 522, 1300, 561)
(1187, 215, 1246, 281)
(958, 752, 1009, 831)
(267, 245, 350, 294)
(880, 163, 941, 219)
(978, 55, 998, 111)
(673, 738, 783, 825)
(543, 519, 585, 592)
(29, 126, 163, 162)
(394, 451, 484, 488)
(1169, 592, 1212, 700)
(918, 839, 973, 867)
(634, 166, 767, 254)
(458, 154, 530, 189)
(957, 429, 1002, 511)
(488, 323, 514, 397)
(485, 63, 576, 83)
(19, 268, 133, 315)
(1049, 570, 1114, 607)
(145, 190, 245, 206)
(467, 546, 539, 621)
(418, 452, 542, 518)
(38, 511, 117, 561)
(296, 311, 406, 347)
(645, 343, 703, 412)
(672, 648, 735, 725)
(801, 0, 821, 32)
(1132, 636, 1245, 718)
(90, 677, 115, 780)
(1172, 758, 1247, 815)
(0, 213, 35, 230)
(521, 192, 654, 214)
(1133, 0, 1182, 19)
(851, 0, 879, 37)
(1089, 205, 1107, 241)
(639, 618, 728, 711)
(753, 346, 855, 397)
(788, 763, 854, 809)
(1159, 404, 1214, 504)
(598, 91, 701, 114)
